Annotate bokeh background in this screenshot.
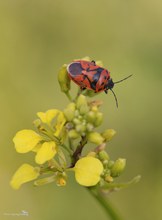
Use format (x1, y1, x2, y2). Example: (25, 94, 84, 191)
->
(1, 0, 162, 220)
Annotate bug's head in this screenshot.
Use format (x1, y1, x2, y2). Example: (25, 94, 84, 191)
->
(104, 74, 133, 108)
(105, 78, 114, 92)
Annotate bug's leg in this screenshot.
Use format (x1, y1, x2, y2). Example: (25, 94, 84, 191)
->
(104, 90, 108, 94)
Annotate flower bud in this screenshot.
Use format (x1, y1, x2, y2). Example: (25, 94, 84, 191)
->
(102, 129, 116, 142)
(58, 64, 71, 93)
(105, 175, 113, 183)
(93, 112, 103, 127)
(56, 177, 66, 186)
(98, 150, 109, 162)
(85, 111, 96, 123)
(79, 104, 89, 115)
(91, 106, 98, 112)
(63, 103, 76, 121)
(68, 129, 80, 139)
(73, 118, 81, 125)
(87, 132, 104, 145)
(76, 95, 88, 110)
(111, 158, 126, 177)
(74, 110, 80, 117)
(86, 123, 94, 132)
(108, 160, 114, 169)
(75, 124, 86, 133)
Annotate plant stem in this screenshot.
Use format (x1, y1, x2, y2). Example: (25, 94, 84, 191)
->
(86, 187, 123, 220)
(71, 136, 87, 167)
(65, 91, 72, 101)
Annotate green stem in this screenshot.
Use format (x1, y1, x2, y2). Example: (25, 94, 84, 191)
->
(65, 91, 72, 101)
(86, 187, 123, 220)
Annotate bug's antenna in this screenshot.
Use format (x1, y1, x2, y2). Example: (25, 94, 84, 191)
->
(114, 74, 132, 84)
(110, 89, 118, 108)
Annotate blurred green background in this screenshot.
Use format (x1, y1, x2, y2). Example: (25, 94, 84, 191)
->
(1, 0, 162, 220)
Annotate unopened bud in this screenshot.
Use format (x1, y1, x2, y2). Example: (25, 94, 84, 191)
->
(56, 177, 66, 186)
(68, 129, 80, 139)
(91, 106, 98, 112)
(75, 124, 86, 133)
(58, 64, 71, 93)
(102, 129, 116, 142)
(79, 104, 89, 115)
(108, 160, 114, 169)
(94, 112, 103, 127)
(111, 158, 126, 177)
(76, 95, 88, 109)
(86, 123, 94, 132)
(86, 111, 96, 123)
(105, 175, 113, 183)
(74, 110, 80, 117)
(64, 103, 76, 121)
(87, 132, 104, 145)
(73, 118, 81, 125)
(98, 150, 109, 162)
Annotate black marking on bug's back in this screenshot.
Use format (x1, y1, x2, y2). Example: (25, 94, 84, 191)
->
(68, 62, 84, 77)
(89, 68, 104, 90)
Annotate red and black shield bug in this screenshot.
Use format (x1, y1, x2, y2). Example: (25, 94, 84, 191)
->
(67, 60, 132, 107)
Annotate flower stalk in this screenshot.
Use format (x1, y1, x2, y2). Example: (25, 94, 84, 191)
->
(87, 187, 123, 220)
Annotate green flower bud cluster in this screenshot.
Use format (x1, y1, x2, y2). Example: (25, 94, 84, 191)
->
(97, 150, 126, 182)
(64, 94, 104, 140)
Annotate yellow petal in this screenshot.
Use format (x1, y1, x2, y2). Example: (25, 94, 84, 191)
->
(10, 164, 40, 190)
(37, 109, 59, 124)
(54, 112, 66, 137)
(74, 157, 103, 186)
(35, 141, 57, 164)
(32, 143, 42, 153)
(13, 130, 42, 153)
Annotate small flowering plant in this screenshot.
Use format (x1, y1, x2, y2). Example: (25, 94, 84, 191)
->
(10, 57, 140, 220)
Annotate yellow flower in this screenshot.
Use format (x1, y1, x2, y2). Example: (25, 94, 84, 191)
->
(37, 109, 59, 125)
(74, 157, 103, 186)
(10, 164, 40, 190)
(35, 141, 57, 164)
(37, 109, 66, 138)
(54, 111, 66, 137)
(13, 130, 42, 153)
